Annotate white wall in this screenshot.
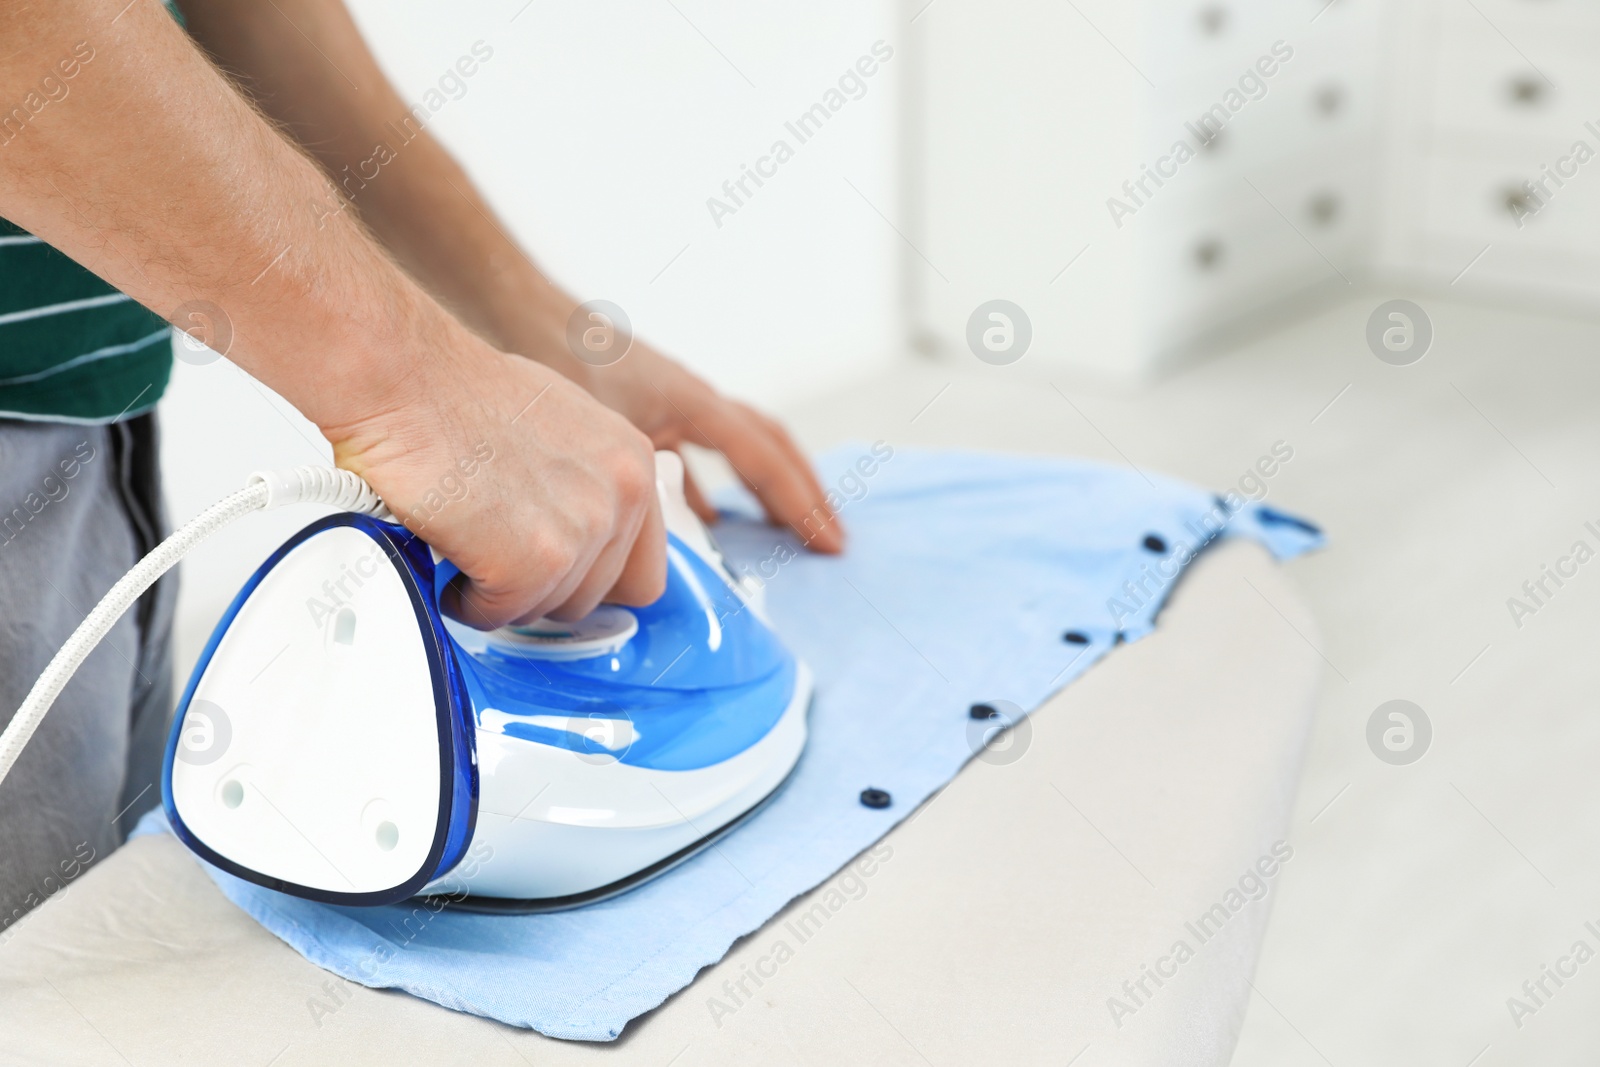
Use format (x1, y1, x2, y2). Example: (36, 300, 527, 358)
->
(907, 0, 1144, 382)
(160, 0, 903, 679)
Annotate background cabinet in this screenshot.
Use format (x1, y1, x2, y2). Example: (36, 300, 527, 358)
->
(1390, 3, 1600, 305)
(909, 0, 1597, 383)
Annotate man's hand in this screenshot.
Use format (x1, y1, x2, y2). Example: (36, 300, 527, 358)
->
(563, 343, 844, 554)
(325, 343, 665, 628)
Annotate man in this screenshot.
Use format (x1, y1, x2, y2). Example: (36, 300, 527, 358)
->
(0, 0, 841, 927)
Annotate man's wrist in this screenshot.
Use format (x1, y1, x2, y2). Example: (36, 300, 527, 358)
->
(475, 279, 605, 395)
(220, 239, 479, 441)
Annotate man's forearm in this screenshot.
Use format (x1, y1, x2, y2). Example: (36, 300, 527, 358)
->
(178, 0, 596, 386)
(130, 0, 841, 555)
(0, 0, 477, 433)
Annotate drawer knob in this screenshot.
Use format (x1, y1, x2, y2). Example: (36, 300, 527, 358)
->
(1501, 185, 1540, 221)
(1308, 191, 1341, 226)
(1315, 84, 1344, 117)
(1194, 238, 1224, 271)
(1507, 76, 1547, 106)
(1198, 4, 1228, 35)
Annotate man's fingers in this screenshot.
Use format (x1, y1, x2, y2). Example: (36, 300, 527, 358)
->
(541, 531, 635, 622)
(541, 485, 663, 620)
(446, 569, 556, 632)
(445, 497, 664, 627)
(444, 527, 606, 629)
(685, 403, 843, 554)
(605, 493, 668, 607)
(736, 405, 844, 552)
(440, 575, 510, 631)
(742, 404, 837, 536)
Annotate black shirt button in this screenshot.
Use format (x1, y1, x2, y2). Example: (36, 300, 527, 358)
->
(860, 788, 891, 809)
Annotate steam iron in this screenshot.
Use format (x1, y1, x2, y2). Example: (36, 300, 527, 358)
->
(159, 453, 812, 910)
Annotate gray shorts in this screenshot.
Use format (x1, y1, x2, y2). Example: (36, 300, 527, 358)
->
(0, 414, 175, 933)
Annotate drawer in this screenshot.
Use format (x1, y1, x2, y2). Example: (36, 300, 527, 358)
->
(1146, 56, 1379, 178)
(1143, 234, 1332, 344)
(1429, 14, 1600, 142)
(1242, 155, 1375, 256)
(1135, 175, 1362, 343)
(1126, 127, 1377, 239)
(1416, 145, 1600, 252)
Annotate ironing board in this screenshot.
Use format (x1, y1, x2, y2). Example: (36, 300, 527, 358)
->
(0, 537, 1320, 1066)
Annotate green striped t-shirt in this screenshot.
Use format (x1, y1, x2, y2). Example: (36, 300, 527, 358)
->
(0, 1, 181, 424)
(0, 217, 172, 423)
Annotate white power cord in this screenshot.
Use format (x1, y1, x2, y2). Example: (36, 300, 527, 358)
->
(0, 466, 390, 789)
